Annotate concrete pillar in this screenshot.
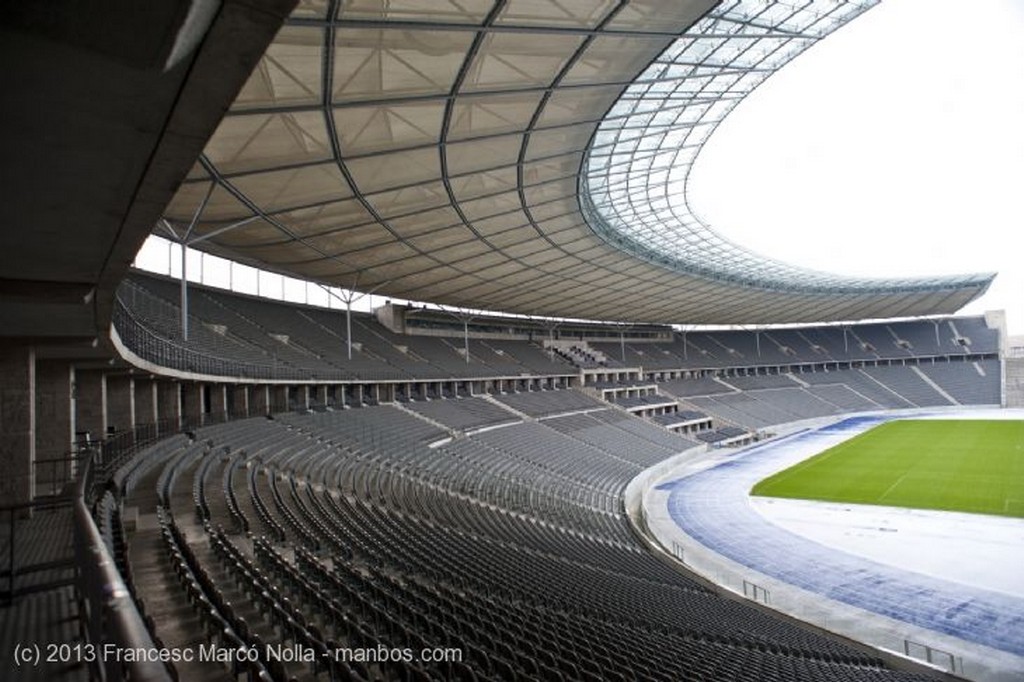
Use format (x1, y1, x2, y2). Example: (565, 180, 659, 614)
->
(313, 384, 327, 407)
(35, 360, 75, 495)
(106, 376, 135, 436)
(0, 346, 35, 505)
(75, 369, 107, 443)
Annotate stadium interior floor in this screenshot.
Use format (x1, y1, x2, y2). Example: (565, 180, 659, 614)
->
(751, 497, 1024, 598)
(752, 408, 1024, 599)
(642, 407, 1024, 682)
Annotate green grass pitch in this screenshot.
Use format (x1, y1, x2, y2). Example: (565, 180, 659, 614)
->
(751, 419, 1024, 518)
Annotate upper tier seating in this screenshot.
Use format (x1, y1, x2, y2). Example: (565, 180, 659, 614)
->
(115, 271, 998, 386)
(675, 361, 1001, 430)
(116, 272, 575, 381)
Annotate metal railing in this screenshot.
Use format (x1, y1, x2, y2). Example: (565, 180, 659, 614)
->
(33, 453, 83, 498)
(0, 496, 75, 604)
(114, 300, 303, 380)
(74, 453, 173, 682)
(114, 294, 561, 383)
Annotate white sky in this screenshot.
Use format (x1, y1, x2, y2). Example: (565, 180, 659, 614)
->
(689, 0, 1024, 334)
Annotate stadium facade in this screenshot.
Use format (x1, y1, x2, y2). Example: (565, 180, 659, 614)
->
(1, 2, 1019, 682)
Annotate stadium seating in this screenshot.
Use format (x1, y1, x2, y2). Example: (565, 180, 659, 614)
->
(88, 271, 1004, 681)
(116, 272, 577, 381)
(109, 401, 937, 682)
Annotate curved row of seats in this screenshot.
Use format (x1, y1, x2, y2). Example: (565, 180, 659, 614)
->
(114, 399, 937, 682)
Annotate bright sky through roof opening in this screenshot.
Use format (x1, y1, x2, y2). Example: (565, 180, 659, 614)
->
(690, 0, 1024, 334)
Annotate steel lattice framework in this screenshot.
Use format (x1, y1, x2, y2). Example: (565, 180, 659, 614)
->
(581, 0, 991, 296)
(160, 0, 994, 324)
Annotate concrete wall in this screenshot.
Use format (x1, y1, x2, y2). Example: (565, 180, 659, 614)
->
(229, 384, 249, 419)
(270, 385, 288, 413)
(35, 360, 75, 493)
(106, 375, 135, 434)
(208, 383, 227, 423)
(75, 369, 107, 441)
(252, 384, 270, 416)
(1005, 358, 1024, 408)
(135, 378, 158, 427)
(181, 382, 203, 427)
(157, 380, 181, 433)
(0, 346, 35, 505)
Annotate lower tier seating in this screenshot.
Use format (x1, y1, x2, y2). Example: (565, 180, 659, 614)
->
(108, 399, 936, 682)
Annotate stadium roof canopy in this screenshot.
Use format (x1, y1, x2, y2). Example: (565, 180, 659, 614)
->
(160, 0, 994, 325)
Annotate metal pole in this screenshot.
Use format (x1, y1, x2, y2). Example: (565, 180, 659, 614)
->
(464, 320, 470, 364)
(180, 241, 189, 341)
(755, 330, 761, 357)
(620, 330, 626, 363)
(8, 510, 14, 600)
(346, 298, 353, 360)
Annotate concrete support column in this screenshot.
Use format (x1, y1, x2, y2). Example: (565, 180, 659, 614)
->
(314, 384, 327, 407)
(35, 360, 75, 495)
(106, 376, 135, 436)
(0, 346, 35, 505)
(75, 369, 107, 443)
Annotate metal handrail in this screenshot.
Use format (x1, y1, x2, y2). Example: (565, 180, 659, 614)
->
(0, 496, 74, 603)
(73, 453, 173, 682)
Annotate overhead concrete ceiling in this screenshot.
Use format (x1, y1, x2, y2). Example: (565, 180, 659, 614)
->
(0, 0, 295, 350)
(118, 1, 1002, 325)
